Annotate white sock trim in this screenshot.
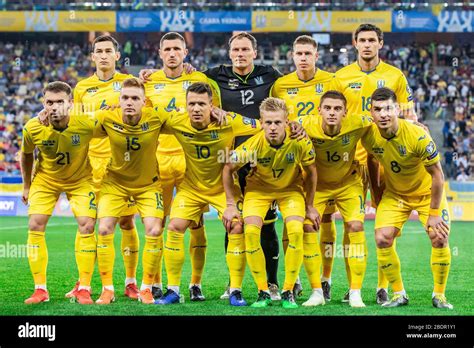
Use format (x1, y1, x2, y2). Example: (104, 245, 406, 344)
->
(125, 277, 137, 286)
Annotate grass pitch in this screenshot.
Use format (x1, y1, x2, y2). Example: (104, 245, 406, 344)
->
(0, 216, 472, 316)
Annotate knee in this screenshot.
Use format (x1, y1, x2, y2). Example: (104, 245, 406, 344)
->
(28, 219, 47, 232)
(229, 222, 243, 235)
(375, 232, 393, 248)
(167, 220, 186, 233)
(146, 224, 162, 237)
(78, 219, 96, 234)
(119, 216, 135, 230)
(430, 233, 449, 248)
(345, 221, 363, 232)
(98, 223, 114, 236)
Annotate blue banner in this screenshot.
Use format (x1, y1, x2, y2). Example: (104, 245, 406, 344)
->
(0, 196, 18, 216)
(393, 10, 473, 32)
(195, 11, 251, 32)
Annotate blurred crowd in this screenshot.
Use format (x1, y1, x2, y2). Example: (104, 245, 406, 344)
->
(0, 38, 472, 179)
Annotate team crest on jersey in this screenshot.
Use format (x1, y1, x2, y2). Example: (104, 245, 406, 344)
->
(182, 81, 192, 91)
(377, 80, 385, 88)
(210, 130, 219, 139)
(349, 82, 362, 90)
(398, 145, 407, 156)
(113, 81, 122, 92)
(341, 134, 350, 146)
(141, 122, 149, 131)
(315, 83, 324, 94)
(71, 134, 80, 146)
(228, 79, 239, 89)
(86, 87, 98, 94)
(242, 117, 257, 127)
(286, 152, 295, 163)
(426, 141, 435, 155)
(287, 88, 298, 95)
(154, 83, 166, 91)
(254, 76, 264, 85)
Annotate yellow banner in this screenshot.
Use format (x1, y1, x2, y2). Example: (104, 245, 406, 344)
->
(252, 11, 390, 32)
(448, 201, 474, 221)
(330, 11, 392, 32)
(0, 11, 115, 32)
(0, 12, 26, 31)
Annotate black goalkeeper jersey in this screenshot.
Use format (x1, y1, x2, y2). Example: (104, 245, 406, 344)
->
(204, 64, 282, 120)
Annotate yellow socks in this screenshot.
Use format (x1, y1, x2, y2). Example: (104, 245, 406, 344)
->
(75, 231, 97, 287)
(245, 224, 268, 291)
(120, 228, 139, 280)
(431, 246, 451, 295)
(97, 234, 115, 287)
(303, 231, 322, 289)
(282, 220, 304, 291)
(189, 225, 207, 285)
(142, 235, 163, 286)
(27, 230, 48, 286)
(164, 231, 185, 287)
(226, 233, 246, 289)
(376, 243, 404, 292)
(320, 221, 336, 279)
(347, 231, 367, 290)
(377, 239, 395, 290)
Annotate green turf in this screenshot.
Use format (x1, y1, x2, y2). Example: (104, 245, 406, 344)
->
(0, 216, 472, 316)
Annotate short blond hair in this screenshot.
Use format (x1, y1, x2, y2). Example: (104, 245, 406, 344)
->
(259, 97, 288, 119)
(122, 78, 145, 93)
(293, 35, 318, 50)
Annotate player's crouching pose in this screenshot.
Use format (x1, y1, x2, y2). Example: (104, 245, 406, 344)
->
(94, 78, 167, 305)
(223, 97, 319, 309)
(363, 87, 453, 309)
(21, 82, 104, 304)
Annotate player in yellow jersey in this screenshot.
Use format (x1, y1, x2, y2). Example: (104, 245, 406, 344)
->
(362, 87, 452, 309)
(329, 24, 417, 303)
(21, 82, 103, 305)
(223, 97, 318, 309)
(272, 35, 334, 121)
(271, 34, 334, 297)
(69, 35, 141, 300)
(143, 32, 220, 301)
(94, 78, 167, 305)
(300, 91, 372, 307)
(154, 82, 260, 306)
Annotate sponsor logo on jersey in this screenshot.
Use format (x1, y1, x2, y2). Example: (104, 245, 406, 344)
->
(71, 134, 80, 146)
(348, 82, 362, 90)
(342, 134, 350, 146)
(113, 81, 122, 92)
(257, 157, 272, 166)
(254, 76, 264, 85)
(398, 145, 407, 156)
(315, 83, 323, 94)
(287, 88, 298, 95)
(407, 85, 414, 101)
(41, 140, 55, 146)
(112, 122, 123, 131)
(228, 79, 239, 89)
(182, 81, 192, 90)
(86, 87, 98, 94)
(426, 141, 435, 154)
(154, 83, 166, 91)
(418, 134, 427, 141)
(181, 131, 194, 139)
(210, 130, 219, 139)
(377, 80, 385, 88)
(286, 152, 295, 163)
(141, 122, 149, 131)
(373, 147, 384, 154)
(314, 139, 325, 145)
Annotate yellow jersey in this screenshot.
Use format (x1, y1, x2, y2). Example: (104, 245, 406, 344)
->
(74, 72, 134, 158)
(272, 69, 334, 120)
(302, 113, 372, 190)
(361, 119, 440, 197)
(163, 111, 260, 195)
(21, 114, 102, 184)
(333, 60, 414, 164)
(95, 107, 167, 189)
(231, 130, 315, 193)
(144, 70, 220, 155)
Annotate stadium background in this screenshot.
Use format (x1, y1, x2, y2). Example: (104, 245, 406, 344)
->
(0, 1, 473, 316)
